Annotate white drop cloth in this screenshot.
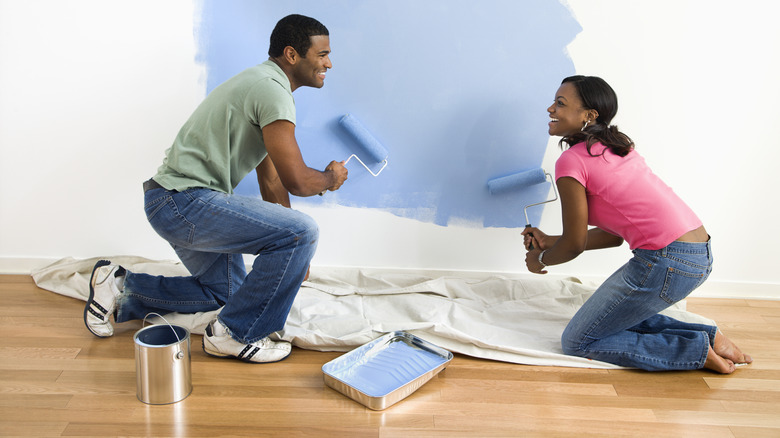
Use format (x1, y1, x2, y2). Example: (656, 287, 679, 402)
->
(31, 256, 716, 369)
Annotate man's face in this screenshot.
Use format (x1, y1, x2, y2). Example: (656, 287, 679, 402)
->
(292, 35, 332, 89)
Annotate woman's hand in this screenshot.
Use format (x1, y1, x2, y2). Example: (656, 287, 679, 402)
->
(521, 227, 550, 251)
(521, 228, 551, 275)
(525, 248, 548, 275)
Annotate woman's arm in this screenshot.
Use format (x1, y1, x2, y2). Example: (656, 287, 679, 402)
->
(522, 176, 621, 273)
(585, 227, 624, 250)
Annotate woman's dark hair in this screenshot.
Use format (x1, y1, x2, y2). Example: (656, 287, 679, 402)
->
(559, 75, 634, 157)
(268, 14, 329, 58)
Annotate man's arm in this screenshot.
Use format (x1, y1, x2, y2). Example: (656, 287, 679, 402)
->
(256, 155, 291, 208)
(261, 120, 348, 197)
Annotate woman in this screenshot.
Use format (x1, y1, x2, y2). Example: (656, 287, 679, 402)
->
(522, 75, 751, 373)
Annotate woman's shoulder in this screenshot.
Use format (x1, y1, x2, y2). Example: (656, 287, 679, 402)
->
(562, 141, 603, 157)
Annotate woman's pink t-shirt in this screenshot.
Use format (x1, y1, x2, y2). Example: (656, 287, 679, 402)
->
(555, 142, 702, 250)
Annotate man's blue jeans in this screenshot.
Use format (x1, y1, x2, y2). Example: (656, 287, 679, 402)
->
(116, 186, 318, 344)
(561, 239, 717, 371)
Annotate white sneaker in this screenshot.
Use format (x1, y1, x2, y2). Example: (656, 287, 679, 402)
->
(202, 319, 292, 363)
(83, 260, 125, 338)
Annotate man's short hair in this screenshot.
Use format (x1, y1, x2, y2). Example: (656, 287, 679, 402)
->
(268, 14, 329, 58)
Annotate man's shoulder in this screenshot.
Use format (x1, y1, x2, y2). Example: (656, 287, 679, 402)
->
(236, 61, 289, 88)
(208, 62, 291, 105)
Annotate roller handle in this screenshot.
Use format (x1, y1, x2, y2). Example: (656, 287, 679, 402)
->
(525, 224, 535, 250)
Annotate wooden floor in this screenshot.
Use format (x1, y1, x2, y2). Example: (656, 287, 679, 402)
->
(1, 275, 779, 437)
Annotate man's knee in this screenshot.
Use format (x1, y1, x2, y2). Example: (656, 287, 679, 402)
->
(561, 325, 587, 357)
(283, 212, 318, 249)
(296, 214, 319, 243)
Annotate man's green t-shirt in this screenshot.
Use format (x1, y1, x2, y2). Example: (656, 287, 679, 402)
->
(154, 60, 295, 194)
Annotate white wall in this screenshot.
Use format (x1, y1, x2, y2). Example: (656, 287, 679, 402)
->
(0, 0, 204, 268)
(1, 0, 778, 298)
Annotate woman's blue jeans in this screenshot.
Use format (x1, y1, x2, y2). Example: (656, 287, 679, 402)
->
(116, 186, 318, 344)
(561, 239, 717, 371)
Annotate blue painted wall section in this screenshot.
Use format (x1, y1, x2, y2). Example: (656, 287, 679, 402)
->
(195, 0, 581, 228)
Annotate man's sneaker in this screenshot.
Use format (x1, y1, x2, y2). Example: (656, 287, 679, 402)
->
(83, 260, 125, 338)
(202, 319, 292, 363)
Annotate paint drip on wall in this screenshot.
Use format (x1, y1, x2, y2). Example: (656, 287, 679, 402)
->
(195, 0, 581, 228)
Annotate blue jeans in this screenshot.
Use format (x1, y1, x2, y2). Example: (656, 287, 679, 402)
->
(561, 239, 717, 371)
(116, 186, 318, 344)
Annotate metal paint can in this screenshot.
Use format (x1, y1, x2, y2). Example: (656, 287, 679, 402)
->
(134, 323, 192, 404)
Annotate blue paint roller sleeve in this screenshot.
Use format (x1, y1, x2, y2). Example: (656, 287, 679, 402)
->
(339, 114, 388, 162)
(487, 167, 554, 250)
(487, 168, 547, 195)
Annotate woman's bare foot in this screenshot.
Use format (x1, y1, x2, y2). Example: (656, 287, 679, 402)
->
(714, 330, 752, 364)
(704, 345, 736, 374)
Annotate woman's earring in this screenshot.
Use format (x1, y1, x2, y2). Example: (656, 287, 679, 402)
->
(581, 120, 590, 131)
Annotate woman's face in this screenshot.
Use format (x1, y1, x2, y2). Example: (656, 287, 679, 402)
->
(546, 82, 591, 137)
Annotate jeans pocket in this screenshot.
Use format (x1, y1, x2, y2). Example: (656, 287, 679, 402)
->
(659, 266, 706, 305)
(146, 195, 196, 245)
(622, 253, 654, 289)
(144, 192, 168, 221)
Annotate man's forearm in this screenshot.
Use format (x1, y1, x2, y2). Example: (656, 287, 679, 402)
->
(257, 158, 292, 207)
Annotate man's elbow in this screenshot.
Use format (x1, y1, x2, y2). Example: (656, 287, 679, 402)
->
(281, 178, 315, 197)
(284, 183, 308, 197)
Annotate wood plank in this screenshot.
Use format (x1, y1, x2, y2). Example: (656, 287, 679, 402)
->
(0, 421, 68, 437)
(62, 422, 380, 438)
(439, 378, 618, 399)
(731, 426, 780, 438)
(705, 377, 780, 392)
(0, 358, 134, 373)
(0, 394, 71, 408)
(0, 275, 36, 284)
(427, 415, 737, 438)
(720, 399, 780, 415)
(0, 346, 81, 360)
(654, 409, 780, 428)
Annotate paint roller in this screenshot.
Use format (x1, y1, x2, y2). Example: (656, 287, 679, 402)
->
(487, 167, 559, 250)
(338, 114, 389, 177)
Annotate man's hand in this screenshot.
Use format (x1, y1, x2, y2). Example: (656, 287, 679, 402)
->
(324, 160, 348, 192)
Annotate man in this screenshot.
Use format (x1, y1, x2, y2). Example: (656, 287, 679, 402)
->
(83, 14, 348, 363)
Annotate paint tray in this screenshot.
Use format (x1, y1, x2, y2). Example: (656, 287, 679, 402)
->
(322, 331, 453, 410)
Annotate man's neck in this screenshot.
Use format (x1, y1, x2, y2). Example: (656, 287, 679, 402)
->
(268, 57, 299, 92)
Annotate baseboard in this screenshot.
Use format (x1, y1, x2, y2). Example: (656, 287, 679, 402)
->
(3, 257, 778, 300)
(0, 257, 60, 274)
